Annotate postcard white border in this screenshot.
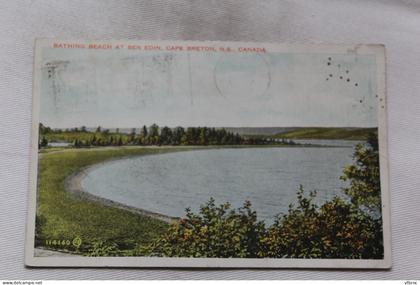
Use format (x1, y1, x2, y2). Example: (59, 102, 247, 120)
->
(25, 39, 391, 268)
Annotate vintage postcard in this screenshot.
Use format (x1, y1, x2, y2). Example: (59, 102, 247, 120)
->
(25, 39, 390, 268)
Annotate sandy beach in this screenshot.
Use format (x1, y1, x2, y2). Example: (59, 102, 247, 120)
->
(64, 157, 179, 224)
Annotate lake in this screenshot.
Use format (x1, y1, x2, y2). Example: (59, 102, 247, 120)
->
(81, 142, 359, 224)
(48, 142, 73, 147)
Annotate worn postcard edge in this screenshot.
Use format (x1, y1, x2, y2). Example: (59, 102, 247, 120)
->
(25, 39, 391, 268)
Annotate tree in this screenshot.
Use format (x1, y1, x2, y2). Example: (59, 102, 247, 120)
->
(149, 124, 159, 137)
(39, 123, 53, 134)
(260, 186, 383, 259)
(199, 127, 209, 145)
(138, 125, 149, 145)
(128, 128, 136, 143)
(90, 135, 97, 146)
(180, 134, 188, 145)
(96, 126, 101, 133)
(149, 124, 159, 144)
(141, 125, 148, 137)
(160, 126, 173, 145)
(341, 132, 381, 214)
(172, 127, 185, 145)
(39, 136, 48, 148)
(74, 139, 81, 148)
(186, 127, 196, 145)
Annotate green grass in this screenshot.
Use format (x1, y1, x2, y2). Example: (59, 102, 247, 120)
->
(42, 131, 131, 144)
(274, 127, 377, 140)
(39, 147, 68, 153)
(36, 146, 199, 255)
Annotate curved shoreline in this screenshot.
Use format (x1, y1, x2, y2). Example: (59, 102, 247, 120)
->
(62, 143, 354, 225)
(64, 155, 180, 224)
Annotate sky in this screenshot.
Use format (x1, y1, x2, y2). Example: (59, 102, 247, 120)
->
(39, 47, 378, 128)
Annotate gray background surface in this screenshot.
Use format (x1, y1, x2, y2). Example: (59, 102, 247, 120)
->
(1, 0, 419, 279)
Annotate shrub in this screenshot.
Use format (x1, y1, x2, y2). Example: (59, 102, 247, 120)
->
(137, 185, 383, 258)
(341, 133, 381, 214)
(260, 186, 383, 259)
(137, 198, 266, 257)
(86, 240, 118, 257)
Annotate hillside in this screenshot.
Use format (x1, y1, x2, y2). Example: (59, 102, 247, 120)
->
(223, 127, 296, 136)
(273, 127, 377, 140)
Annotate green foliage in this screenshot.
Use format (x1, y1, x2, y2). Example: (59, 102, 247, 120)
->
(40, 123, 296, 148)
(261, 186, 383, 259)
(86, 240, 118, 257)
(34, 214, 46, 247)
(139, 185, 383, 259)
(39, 136, 48, 148)
(39, 123, 52, 135)
(137, 198, 265, 257)
(341, 132, 381, 213)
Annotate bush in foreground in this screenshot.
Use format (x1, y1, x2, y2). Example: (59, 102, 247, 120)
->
(138, 199, 265, 257)
(261, 187, 383, 259)
(137, 188, 383, 259)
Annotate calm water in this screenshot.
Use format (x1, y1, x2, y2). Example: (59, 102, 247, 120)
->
(82, 143, 358, 223)
(49, 142, 72, 147)
(294, 139, 364, 147)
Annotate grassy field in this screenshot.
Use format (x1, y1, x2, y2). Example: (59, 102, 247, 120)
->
(274, 127, 377, 140)
(36, 146, 200, 255)
(43, 131, 129, 142)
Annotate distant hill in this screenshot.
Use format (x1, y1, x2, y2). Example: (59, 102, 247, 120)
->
(273, 127, 377, 140)
(223, 127, 297, 136)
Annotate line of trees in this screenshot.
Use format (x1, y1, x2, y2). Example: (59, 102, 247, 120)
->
(136, 124, 246, 146)
(39, 123, 296, 148)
